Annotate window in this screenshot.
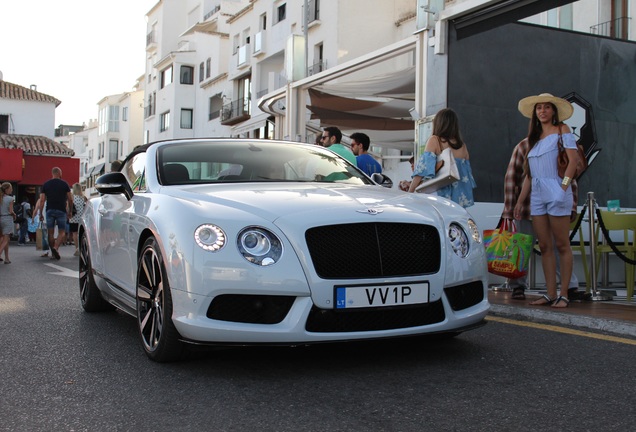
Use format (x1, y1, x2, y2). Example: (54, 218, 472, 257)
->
(124, 152, 148, 192)
(0, 114, 8, 133)
(275, 3, 286, 24)
(260, 13, 267, 30)
(199, 62, 204, 82)
(209, 96, 222, 120)
(108, 140, 119, 163)
(160, 65, 173, 88)
(98, 142, 105, 159)
(160, 111, 170, 132)
(180, 65, 194, 84)
(206, 58, 211, 79)
(180, 109, 193, 129)
(108, 106, 119, 132)
(122, 106, 128, 121)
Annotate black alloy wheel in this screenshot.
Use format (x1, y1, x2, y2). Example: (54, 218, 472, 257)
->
(136, 237, 183, 362)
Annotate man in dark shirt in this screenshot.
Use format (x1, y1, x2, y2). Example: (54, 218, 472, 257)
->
(34, 167, 73, 260)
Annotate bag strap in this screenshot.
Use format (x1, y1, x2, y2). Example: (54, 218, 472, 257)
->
(557, 123, 564, 150)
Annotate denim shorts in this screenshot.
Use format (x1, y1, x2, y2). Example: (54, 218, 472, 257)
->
(46, 209, 68, 230)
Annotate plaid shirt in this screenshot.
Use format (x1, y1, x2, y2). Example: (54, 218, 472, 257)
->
(501, 138, 577, 220)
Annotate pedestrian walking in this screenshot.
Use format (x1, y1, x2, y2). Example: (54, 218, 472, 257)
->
(69, 183, 88, 256)
(0, 182, 16, 264)
(33, 167, 73, 261)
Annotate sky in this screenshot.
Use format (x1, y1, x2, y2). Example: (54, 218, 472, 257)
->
(1, 0, 157, 126)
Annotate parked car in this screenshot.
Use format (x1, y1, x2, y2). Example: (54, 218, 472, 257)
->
(79, 138, 489, 361)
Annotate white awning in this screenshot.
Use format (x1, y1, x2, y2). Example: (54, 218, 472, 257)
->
(231, 113, 271, 135)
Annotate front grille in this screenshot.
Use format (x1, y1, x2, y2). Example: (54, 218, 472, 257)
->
(206, 295, 295, 324)
(444, 281, 485, 311)
(305, 300, 445, 333)
(305, 223, 440, 279)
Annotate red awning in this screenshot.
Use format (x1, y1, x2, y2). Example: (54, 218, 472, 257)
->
(0, 148, 24, 181)
(20, 155, 80, 186)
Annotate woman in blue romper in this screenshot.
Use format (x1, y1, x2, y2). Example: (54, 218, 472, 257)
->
(514, 93, 580, 308)
(408, 108, 477, 208)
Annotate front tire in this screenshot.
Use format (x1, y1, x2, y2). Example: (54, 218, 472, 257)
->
(136, 237, 184, 362)
(79, 231, 114, 312)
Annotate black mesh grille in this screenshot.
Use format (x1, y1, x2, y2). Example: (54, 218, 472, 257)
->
(305, 223, 441, 279)
(206, 295, 295, 324)
(305, 300, 445, 333)
(444, 281, 485, 311)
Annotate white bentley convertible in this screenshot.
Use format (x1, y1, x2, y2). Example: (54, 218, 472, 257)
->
(79, 139, 489, 361)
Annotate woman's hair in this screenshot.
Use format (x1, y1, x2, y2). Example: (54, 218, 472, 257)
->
(524, 102, 562, 175)
(0, 182, 11, 201)
(72, 183, 83, 196)
(433, 108, 464, 149)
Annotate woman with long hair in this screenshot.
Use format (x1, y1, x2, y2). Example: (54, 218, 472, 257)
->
(514, 93, 579, 308)
(408, 108, 476, 208)
(69, 183, 88, 257)
(0, 182, 16, 264)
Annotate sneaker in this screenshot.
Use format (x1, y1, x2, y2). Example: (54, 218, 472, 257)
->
(51, 247, 60, 260)
(73, 249, 80, 257)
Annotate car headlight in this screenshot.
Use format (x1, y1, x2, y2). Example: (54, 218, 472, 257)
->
(467, 218, 481, 243)
(194, 224, 226, 252)
(237, 227, 282, 266)
(448, 223, 469, 258)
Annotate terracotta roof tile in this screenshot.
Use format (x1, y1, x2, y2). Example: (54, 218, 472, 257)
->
(0, 80, 61, 107)
(0, 134, 74, 156)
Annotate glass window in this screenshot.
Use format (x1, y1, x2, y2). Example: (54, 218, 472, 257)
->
(123, 152, 147, 192)
(199, 62, 204, 82)
(122, 106, 128, 121)
(160, 111, 170, 132)
(180, 109, 193, 129)
(180, 65, 194, 84)
(160, 66, 173, 88)
(275, 3, 286, 24)
(206, 58, 211, 79)
(108, 140, 119, 163)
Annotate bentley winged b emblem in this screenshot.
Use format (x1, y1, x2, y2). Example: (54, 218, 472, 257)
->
(357, 208, 384, 215)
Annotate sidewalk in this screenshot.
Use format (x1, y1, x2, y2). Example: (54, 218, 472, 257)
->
(488, 288, 636, 338)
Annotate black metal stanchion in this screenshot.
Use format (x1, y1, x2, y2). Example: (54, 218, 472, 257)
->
(587, 191, 612, 301)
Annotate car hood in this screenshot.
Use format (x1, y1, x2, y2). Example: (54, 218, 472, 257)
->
(161, 183, 468, 225)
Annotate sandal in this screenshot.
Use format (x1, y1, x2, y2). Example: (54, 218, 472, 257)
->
(511, 287, 526, 300)
(530, 294, 555, 306)
(552, 295, 569, 308)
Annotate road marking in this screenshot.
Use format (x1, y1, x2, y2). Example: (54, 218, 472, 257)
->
(486, 315, 636, 346)
(44, 263, 79, 279)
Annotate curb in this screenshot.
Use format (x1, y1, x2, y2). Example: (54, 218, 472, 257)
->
(488, 304, 636, 338)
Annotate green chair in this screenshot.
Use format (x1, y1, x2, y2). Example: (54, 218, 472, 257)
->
(594, 210, 636, 300)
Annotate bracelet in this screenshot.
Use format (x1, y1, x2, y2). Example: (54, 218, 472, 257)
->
(562, 176, 571, 187)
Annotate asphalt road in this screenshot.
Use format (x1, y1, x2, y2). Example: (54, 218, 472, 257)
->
(1, 244, 634, 431)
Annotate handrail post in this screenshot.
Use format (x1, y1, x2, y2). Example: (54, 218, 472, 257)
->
(587, 191, 612, 301)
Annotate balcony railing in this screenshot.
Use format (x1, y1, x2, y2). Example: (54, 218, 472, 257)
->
(221, 97, 251, 125)
(307, 60, 327, 77)
(204, 4, 221, 21)
(590, 17, 631, 39)
(146, 31, 156, 46)
(144, 104, 156, 119)
(238, 44, 250, 66)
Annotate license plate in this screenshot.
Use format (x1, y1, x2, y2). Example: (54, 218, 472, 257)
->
(335, 282, 429, 309)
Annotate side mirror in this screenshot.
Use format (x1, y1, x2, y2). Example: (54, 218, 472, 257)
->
(95, 172, 134, 200)
(371, 173, 394, 189)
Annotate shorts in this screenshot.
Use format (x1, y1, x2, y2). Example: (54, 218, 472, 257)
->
(46, 209, 68, 231)
(69, 222, 79, 233)
(530, 179, 572, 217)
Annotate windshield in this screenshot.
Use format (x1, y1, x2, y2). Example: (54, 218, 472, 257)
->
(157, 140, 373, 186)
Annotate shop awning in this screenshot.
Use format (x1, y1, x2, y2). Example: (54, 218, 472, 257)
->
(91, 163, 106, 177)
(0, 148, 24, 181)
(21, 155, 80, 186)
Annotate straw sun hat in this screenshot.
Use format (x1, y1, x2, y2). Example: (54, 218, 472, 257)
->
(518, 93, 573, 120)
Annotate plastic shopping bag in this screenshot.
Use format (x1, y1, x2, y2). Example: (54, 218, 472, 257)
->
(483, 220, 533, 279)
